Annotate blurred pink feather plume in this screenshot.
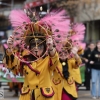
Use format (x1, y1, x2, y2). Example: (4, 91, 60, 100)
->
(71, 23, 85, 41)
(80, 43, 86, 49)
(40, 10, 70, 52)
(40, 10, 70, 40)
(9, 10, 31, 28)
(70, 23, 86, 49)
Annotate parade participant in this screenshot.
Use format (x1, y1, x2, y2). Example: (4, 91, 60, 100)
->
(61, 42, 82, 100)
(4, 9, 70, 100)
(68, 23, 85, 87)
(52, 39, 82, 100)
(7, 33, 58, 100)
(6, 19, 58, 100)
(51, 22, 85, 100)
(82, 42, 95, 90)
(3, 42, 21, 96)
(3, 41, 28, 97)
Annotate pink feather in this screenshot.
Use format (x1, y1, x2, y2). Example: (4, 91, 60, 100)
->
(73, 23, 85, 35)
(69, 23, 86, 49)
(40, 10, 70, 52)
(40, 10, 70, 34)
(9, 10, 31, 28)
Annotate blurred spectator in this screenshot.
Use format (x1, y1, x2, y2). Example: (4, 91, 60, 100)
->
(82, 42, 95, 90)
(90, 40, 100, 99)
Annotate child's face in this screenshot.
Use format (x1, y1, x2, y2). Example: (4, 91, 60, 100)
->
(30, 39, 45, 57)
(59, 49, 68, 60)
(58, 42, 71, 60)
(97, 42, 100, 49)
(89, 43, 95, 50)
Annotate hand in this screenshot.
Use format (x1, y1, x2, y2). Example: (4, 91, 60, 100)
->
(90, 61, 94, 64)
(85, 59, 88, 62)
(7, 35, 14, 49)
(46, 35, 53, 50)
(46, 35, 56, 57)
(71, 46, 78, 55)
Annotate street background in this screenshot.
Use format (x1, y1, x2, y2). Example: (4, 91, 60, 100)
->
(0, 84, 96, 100)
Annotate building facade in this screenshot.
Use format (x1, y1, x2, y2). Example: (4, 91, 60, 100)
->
(75, 0, 100, 42)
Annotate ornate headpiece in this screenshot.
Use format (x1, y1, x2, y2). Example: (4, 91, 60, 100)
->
(54, 22, 86, 58)
(9, 8, 70, 62)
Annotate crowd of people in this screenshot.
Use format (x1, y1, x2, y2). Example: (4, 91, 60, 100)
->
(82, 41, 100, 99)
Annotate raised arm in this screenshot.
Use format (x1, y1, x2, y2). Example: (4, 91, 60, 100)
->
(71, 46, 82, 68)
(3, 35, 21, 75)
(46, 36, 59, 70)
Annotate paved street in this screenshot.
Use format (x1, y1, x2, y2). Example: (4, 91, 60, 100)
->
(78, 90, 92, 100)
(0, 90, 18, 100)
(0, 84, 99, 100)
(78, 86, 100, 100)
(0, 82, 18, 100)
(0, 89, 94, 100)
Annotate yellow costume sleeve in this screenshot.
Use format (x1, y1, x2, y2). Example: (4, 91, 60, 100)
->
(71, 58, 82, 69)
(49, 52, 59, 70)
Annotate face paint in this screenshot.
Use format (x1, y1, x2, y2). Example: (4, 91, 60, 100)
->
(31, 43, 44, 50)
(59, 49, 69, 60)
(30, 39, 45, 57)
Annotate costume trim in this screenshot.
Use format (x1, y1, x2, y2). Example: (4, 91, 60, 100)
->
(56, 66, 63, 77)
(40, 87, 54, 98)
(25, 63, 40, 74)
(52, 78, 61, 85)
(20, 88, 30, 95)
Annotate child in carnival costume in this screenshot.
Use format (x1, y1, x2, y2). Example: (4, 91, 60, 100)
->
(3, 38, 27, 97)
(4, 9, 70, 100)
(52, 22, 85, 100)
(68, 23, 86, 86)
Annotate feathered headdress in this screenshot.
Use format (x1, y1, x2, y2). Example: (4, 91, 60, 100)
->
(54, 22, 86, 55)
(69, 23, 86, 50)
(9, 9, 70, 62)
(9, 10, 31, 28)
(9, 9, 71, 48)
